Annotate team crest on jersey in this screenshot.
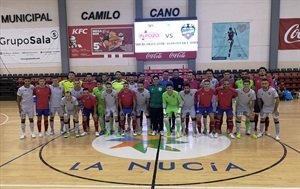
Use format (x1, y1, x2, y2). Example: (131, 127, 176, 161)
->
(172, 95, 175, 98)
(248, 94, 250, 97)
(111, 94, 114, 97)
(158, 87, 162, 91)
(142, 94, 144, 97)
(221, 92, 223, 95)
(268, 92, 271, 95)
(202, 93, 204, 95)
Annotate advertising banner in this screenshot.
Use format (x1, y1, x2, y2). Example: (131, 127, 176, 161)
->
(68, 24, 134, 58)
(279, 18, 300, 50)
(212, 22, 250, 60)
(0, 27, 61, 64)
(134, 19, 198, 60)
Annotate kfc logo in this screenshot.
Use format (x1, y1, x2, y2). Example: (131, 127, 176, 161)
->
(72, 28, 88, 34)
(284, 24, 300, 44)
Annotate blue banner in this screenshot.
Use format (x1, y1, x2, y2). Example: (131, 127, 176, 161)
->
(212, 22, 250, 60)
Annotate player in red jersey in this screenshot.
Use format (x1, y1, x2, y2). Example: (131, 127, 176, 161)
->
(82, 73, 97, 93)
(218, 70, 235, 88)
(77, 88, 99, 137)
(253, 67, 274, 135)
(215, 79, 237, 139)
(196, 79, 217, 138)
(34, 78, 51, 137)
(118, 82, 137, 136)
(218, 70, 235, 132)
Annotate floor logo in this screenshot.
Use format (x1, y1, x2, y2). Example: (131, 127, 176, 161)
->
(92, 134, 231, 160)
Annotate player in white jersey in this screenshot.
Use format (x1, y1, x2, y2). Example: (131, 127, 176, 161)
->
(179, 83, 198, 137)
(200, 69, 219, 134)
(70, 80, 84, 129)
(128, 74, 137, 90)
(133, 81, 151, 135)
(257, 78, 281, 140)
(235, 80, 257, 139)
(101, 82, 120, 136)
(49, 77, 64, 135)
(61, 91, 80, 138)
(17, 77, 36, 139)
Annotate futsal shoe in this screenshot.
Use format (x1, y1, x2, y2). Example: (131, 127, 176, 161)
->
(31, 133, 36, 138)
(165, 132, 171, 137)
(228, 133, 235, 139)
(236, 133, 241, 139)
(151, 131, 156, 136)
(275, 135, 280, 141)
(80, 132, 87, 137)
(20, 133, 26, 139)
(213, 132, 218, 138)
(64, 133, 70, 138)
(132, 130, 137, 136)
(121, 130, 126, 136)
(250, 133, 257, 139)
(257, 132, 263, 138)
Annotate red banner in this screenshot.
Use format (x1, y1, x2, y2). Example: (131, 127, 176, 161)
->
(279, 18, 300, 50)
(135, 51, 197, 60)
(68, 24, 135, 58)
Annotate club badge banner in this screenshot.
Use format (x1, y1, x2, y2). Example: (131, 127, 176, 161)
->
(279, 18, 300, 50)
(212, 22, 250, 60)
(68, 24, 134, 58)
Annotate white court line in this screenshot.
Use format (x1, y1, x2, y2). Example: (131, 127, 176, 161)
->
(0, 113, 9, 126)
(0, 185, 297, 189)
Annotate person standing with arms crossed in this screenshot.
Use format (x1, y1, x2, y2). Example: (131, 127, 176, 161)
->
(17, 77, 36, 139)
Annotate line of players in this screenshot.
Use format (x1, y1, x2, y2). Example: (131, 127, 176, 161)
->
(17, 67, 281, 140)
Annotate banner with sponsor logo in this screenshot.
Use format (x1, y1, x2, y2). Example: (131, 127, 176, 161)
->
(212, 22, 250, 60)
(134, 19, 198, 60)
(0, 27, 61, 64)
(68, 24, 134, 58)
(279, 18, 300, 50)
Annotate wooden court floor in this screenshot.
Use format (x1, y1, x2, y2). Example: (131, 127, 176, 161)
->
(0, 100, 299, 189)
